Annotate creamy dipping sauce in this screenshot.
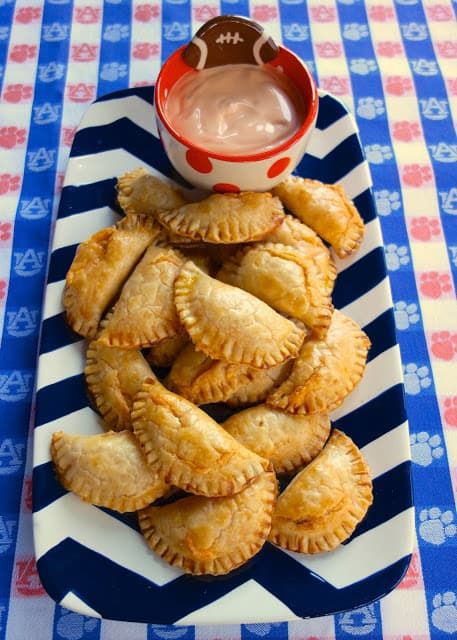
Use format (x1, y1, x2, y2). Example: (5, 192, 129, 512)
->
(164, 64, 306, 156)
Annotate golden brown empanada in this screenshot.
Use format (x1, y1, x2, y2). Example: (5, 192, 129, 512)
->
(223, 406, 330, 474)
(97, 246, 183, 349)
(267, 310, 370, 414)
(64, 215, 160, 338)
(217, 242, 333, 337)
(263, 214, 337, 296)
(138, 470, 277, 575)
(166, 343, 255, 405)
(146, 334, 189, 368)
(51, 430, 169, 512)
(117, 167, 186, 216)
(273, 177, 364, 258)
(156, 192, 284, 244)
(132, 378, 269, 496)
(174, 262, 305, 369)
(85, 341, 153, 431)
(269, 429, 372, 553)
(226, 361, 293, 407)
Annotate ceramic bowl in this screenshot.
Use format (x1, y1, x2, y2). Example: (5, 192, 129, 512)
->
(154, 45, 318, 192)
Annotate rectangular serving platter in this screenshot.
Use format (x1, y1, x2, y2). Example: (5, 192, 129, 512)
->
(32, 86, 414, 625)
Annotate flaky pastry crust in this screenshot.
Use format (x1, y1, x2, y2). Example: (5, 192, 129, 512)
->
(51, 430, 169, 512)
(269, 429, 372, 553)
(138, 470, 277, 575)
(273, 177, 364, 258)
(97, 245, 183, 348)
(223, 405, 331, 474)
(132, 378, 269, 496)
(156, 192, 284, 244)
(174, 262, 305, 369)
(117, 167, 186, 216)
(64, 215, 160, 338)
(267, 310, 370, 414)
(218, 242, 333, 337)
(85, 341, 153, 431)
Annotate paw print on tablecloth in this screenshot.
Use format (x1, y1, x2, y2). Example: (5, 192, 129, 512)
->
(357, 98, 385, 120)
(431, 332, 457, 361)
(402, 164, 432, 187)
(243, 623, 284, 636)
(376, 41, 402, 57)
(350, 58, 377, 75)
(0, 126, 26, 149)
(392, 121, 421, 142)
(99, 62, 128, 82)
(374, 189, 401, 216)
(0, 222, 12, 241)
(385, 243, 410, 271)
(55, 610, 98, 640)
(0, 174, 20, 195)
(432, 592, 457, 634)
(368, 5, 394, 21)
(103, 24, 129, 42)
(365, 144, 393, 164)
(420, 272, 452, 298)
(443, 397, 457, 427)
(394, 301, 420, 330)
(419, 508, 456, 545)
(149, 627, 191, 639)
(2, 84, 33, 103)
(386, 76, 413, 96)
(0, 280, 7, 301)
(403, 363, 431, 395)
(410, 432, 443, 466)
(410, 217, 441, 241)
(343, 23, 368, 41)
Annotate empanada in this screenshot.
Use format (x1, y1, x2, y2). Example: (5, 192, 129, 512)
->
(263, 214, 337, 296)
(64, 215, 160, 338)
(273, 177, 364, 258)
(226, 361, 293, 407)
(223, 406, 330, 474)
(117, 167, 186, 216)
(267, 310, 370, 414)
(97, 246, 183, 349)
(85, 341, 153, 431)
(269, 429, 372, 553)
(132, 378, 269, 496)
(217, 242, 333, 337)
(51, 430, 169, 512)
(174, 262, 305, 369)
(146, 334, 189, 368)
(156, 192, 284, 244)
(166, 343, 255, 405)
(138, 470, 277, 575)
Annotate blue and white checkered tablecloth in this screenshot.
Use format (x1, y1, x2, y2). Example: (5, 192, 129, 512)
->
(0, 1, 456, 639)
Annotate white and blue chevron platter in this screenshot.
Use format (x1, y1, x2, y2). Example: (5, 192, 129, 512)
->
(32, 86, 414, 625)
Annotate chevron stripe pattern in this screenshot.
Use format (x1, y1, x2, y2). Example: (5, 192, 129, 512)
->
(32, 86, 413, 625)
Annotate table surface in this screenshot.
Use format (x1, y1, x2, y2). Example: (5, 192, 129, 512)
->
(0, 1, 456, 639)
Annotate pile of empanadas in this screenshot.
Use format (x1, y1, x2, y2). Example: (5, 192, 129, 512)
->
(52, 167, 373, 576)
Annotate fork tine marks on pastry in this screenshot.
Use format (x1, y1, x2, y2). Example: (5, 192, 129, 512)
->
(85, 341, 154, 432)
(132, 378, 269, 497)
(51, 430, 169, 513)
(63, 214, 161, 339)
(138, 469, 277, 576)
(97, 246, 184, 349)
(267, 310, 371, 415)
(273, 177, 365, 258)
(217, 242, 333, 337)
(174, 261, 306, 369)
(117, 167, 186, 216)
(166, 342, 255, 405)
(223, 405, 331, 475)
(269, 429, 373, 553)
(156, 192, 285, 244)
